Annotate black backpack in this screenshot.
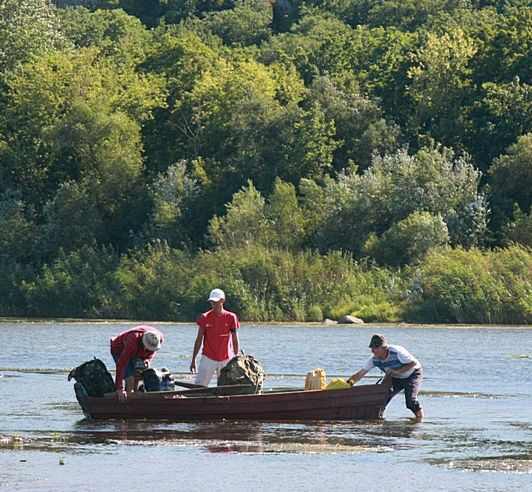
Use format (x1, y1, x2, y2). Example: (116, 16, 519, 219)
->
(68, 358, 115, 397)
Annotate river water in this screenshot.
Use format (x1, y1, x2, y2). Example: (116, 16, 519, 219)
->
(0, 322, 530, 491)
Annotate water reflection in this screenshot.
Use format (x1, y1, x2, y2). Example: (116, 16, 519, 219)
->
(2, 419, 410, 456)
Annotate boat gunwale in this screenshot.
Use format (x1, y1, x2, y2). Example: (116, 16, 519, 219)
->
(94, 382, 388, 402)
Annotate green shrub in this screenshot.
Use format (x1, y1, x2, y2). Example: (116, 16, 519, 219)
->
(405, 245, 532, 323)
(187, 245, 404, 322)
(364, 211, 449, 266)
(502, 206, 532, 247)
(113, 241, 195, 321)
(0, 260, 35, 316)
(307, 146, 487, 254)
(306, 304, 323, 322)
(21, 244, 120, 318)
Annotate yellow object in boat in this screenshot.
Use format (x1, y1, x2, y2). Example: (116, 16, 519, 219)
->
(304, 368, 326, 390)
(325, 378, 352, 390)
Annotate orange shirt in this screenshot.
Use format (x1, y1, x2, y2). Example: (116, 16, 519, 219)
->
(197, 309, 239, 361)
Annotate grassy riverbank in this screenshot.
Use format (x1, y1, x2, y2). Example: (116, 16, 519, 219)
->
(2, 243, 530, 325)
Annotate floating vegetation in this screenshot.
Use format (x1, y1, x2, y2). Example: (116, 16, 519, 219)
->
(446, 456, 532, 473)
(0, 435, 24, 449)
(421, 390, 508, 399)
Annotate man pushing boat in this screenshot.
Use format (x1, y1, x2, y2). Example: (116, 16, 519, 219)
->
(347, 334, 424, 421)
(190, 288, 240, 386)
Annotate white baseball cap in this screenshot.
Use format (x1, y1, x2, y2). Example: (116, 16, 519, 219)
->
(208, 288, 225, 302)
(142, 331, 162, 352)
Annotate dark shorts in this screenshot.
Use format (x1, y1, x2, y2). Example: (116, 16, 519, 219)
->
(111, 345, 144, 381)
(387, 368, 423, 414)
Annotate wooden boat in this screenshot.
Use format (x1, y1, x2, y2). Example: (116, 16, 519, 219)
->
(73, 381, 391, 421)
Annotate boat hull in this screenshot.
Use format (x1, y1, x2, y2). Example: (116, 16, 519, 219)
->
(75, 383, 390, 421)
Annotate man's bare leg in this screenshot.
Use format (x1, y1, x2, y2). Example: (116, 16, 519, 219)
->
(125, 376, 136, 393)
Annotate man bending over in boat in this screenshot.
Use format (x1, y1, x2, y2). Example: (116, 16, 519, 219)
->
(111, 325, 164, 401)
(347, 334, 424, 421)
(190, 288, 240, 386)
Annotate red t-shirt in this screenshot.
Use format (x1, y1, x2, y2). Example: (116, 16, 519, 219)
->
(110, 325, 164, 390)
(197, 309, 239, 361)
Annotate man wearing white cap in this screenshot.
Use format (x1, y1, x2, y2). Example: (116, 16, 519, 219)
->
(110, 325, 164, 401)
(190, 288, 240, 386)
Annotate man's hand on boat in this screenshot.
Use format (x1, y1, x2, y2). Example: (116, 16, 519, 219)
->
(189, 359, 197, 374)
(117, 389, 128, 402)
(346, 368, 366, 386)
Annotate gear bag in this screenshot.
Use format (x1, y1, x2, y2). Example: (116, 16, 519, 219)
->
(68, 358, 115, 397)
(217, 354, 265, 393)
(141, 368, 175, 392)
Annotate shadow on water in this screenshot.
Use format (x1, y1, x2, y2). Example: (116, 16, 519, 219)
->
(1, 418, 423, 456)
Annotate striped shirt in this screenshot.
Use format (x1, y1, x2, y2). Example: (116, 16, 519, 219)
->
(363, 345, 421, 379)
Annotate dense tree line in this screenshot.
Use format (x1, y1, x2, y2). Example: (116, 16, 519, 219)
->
(0, 0, 530, 323)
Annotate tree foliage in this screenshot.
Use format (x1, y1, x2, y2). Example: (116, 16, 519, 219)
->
(306, 145, 487, 254)
(0, 1, 530, 322)
(0, 0, 66, 75)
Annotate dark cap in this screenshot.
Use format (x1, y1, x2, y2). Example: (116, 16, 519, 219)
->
(369, 334, 387, 348)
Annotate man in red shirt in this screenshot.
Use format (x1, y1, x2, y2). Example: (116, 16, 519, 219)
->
(190, 288, 240, 386)
(110, 325, 164, 401)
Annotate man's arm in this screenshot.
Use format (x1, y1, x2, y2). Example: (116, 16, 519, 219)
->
(115, 335, 137, 390)
(346, 369, 368, 386)
(115, 334, 138, 400)
(190, 326, 205, 373)
(231, 330, 239, 356)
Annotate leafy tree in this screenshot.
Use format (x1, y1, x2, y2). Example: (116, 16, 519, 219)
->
(364, 211, 449, 266)
(208, 181, 271, 248)
(141, 28, 225, 176)
(264, 101, 337, 185)
(42, 179, 105, 255)
(1, 48, 165, 208)
(407, 27, 477, 148)
(308, 145, 487, 253)
(263, 17, 417, 126)
(37, 101, 148, 251)
(21, 244, 120, 317)
(147, 160, 201, 248)
(146, 43, 328, 226)
(115, 0, 237, 26)
(489, 133, 532, 237)
(58, 6, 153, 65)
(266, 179, 306, 249)
(0, 0, 65, 75)
(0, 190, 38, 262)
(113, 241, 194, 320)
(308, 75, 400, 170)
(307, 0, 468, 31)
(469, 79, 532, 168)
(365, 0, 468, 31)
(405, 245, 532, 323)
(0, 259, 35, 315)
(198, 0, 272, 46)
(502, 206, 532, 247)
(473, 6, 532, 84)
(261, 10, 358, 83)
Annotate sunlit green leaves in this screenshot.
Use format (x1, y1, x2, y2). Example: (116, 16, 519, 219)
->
(0, 0, 66, 74)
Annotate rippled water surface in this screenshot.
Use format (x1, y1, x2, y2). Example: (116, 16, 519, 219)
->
(1, 322, 531, 491)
